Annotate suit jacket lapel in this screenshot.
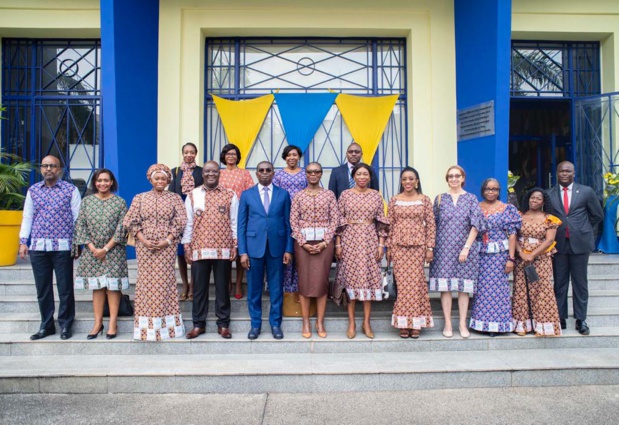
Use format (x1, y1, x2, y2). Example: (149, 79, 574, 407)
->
(569, 183, 581, 214)
(252, 185, 267, 216)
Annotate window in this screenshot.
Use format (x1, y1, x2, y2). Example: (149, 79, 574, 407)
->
(205, 38, 407, 199)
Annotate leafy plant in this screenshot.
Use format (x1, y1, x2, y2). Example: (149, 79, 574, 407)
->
(0, 150, 35, 210)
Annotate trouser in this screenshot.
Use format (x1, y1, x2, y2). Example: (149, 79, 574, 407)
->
(30, 250, 75, 331)
(191, 259, 231, 328)
(552, 239, 590, 321)
(246, 245, 284, 329)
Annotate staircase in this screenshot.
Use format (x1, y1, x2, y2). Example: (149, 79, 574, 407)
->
(1, 255, 618, 394)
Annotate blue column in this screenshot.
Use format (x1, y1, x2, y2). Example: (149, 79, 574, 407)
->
(100, 0, 159, 203)
(454, 0, 511, 200)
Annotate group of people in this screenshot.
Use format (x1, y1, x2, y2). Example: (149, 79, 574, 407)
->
(18, 144, 603, 342)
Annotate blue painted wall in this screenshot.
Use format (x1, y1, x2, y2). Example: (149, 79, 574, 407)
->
(454, 0, 512, 200)
(101, 0, 159, 257)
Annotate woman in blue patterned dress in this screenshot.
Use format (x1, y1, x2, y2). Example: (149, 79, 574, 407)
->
(272, 145, 308, 294)
(470, 178, 521, 337)
(430, 165, 485, 338)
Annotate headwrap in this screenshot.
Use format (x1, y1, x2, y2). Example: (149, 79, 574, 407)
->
(180, 160, 197, 195)
(146, 163, 172, 183)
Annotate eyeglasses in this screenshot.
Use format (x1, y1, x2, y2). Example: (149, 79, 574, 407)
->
(347, 150, 361, 154)
(306, 170, 322, 175)
(484, 188, 500, 192)
(447, 174, 462, 179)
(40, 164, 60, 169)
(257, 168, 273, 173)
(225, 152, 237, 156)
(203, 170, 219, 175)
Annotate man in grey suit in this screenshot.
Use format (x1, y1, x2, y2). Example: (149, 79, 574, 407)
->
(328, 143, 379, 199)
(549, 161, 603, 335)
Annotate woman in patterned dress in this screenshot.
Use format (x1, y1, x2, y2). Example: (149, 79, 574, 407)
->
(386, 167, 435, 339)
(273, 145, 308, 296)
(513, 187, 562, 336)
(219, 143, 254, 299)
(169, 143, 203, 301)
(335, 163, 388, 339)
(290, 162, 340, 338)
(73, 169, 128, 340)
(470, 178, 521, 337)
(123, 164, 187, 341)
(430, 165, 485, 339)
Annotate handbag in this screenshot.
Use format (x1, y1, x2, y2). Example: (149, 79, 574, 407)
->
(523, 264, 540, 283)
(382, 266, 397, 300)
(103, 293, 134, 317)
(283, 292, 317, 317)
(328, 279, 348, 307)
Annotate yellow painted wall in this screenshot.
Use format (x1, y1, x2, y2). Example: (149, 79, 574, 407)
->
(158, 0, 458, 197)
(512, 0, 619, 93)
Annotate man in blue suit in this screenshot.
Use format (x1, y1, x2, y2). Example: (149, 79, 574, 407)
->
(238, 161, 294, 340)
(328, 142, 380, 199)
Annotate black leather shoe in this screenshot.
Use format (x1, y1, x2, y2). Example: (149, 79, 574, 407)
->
(271, 326, 284, 340)
(30, 328, 55, 340)
(248, 327, 261, 340)
(575, 320, 590, 336)
(560, 319, 567, 330)
(60, 328, 73, 340)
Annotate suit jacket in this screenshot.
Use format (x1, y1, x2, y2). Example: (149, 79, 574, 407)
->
(237, 185, 294, 258)
(549, 183, 604, 254)
(169, 166, 204, 196)
(328, 163, 380, 199)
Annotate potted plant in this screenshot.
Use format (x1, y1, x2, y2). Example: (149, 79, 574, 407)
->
(0, 109, 36, 265)
(597, 171, 619, 253)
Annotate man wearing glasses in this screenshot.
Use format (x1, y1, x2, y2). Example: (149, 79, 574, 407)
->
(237, 161, 294, 340)
(328, 143, 380, 199)
(19, 156, 81, 340)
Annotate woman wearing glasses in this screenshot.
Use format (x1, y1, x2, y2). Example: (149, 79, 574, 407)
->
(273, 145, 308, 295)
(169, 143, 203, 301)
(469, 178, 521, 337)
(430, 165, 485, 338)
(335, 163, 388, 339)
(289, 162, 340, 338)
(219, 144, 254, 299)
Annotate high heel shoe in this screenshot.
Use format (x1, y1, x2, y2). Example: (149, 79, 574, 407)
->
(459, 325, 470, 339)
(361, 323, 374, 339)
(315, 323, 327, 338)
(347, 326, 356, 339)
(106, 333, 117, 340)
(301, 323, 311, 339)
(87, 324, 104, 340)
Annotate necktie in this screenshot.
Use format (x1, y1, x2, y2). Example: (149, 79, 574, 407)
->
(263, 187, 270, 214)
(563, 186, 570, 238)
(349, 167, 355, 188)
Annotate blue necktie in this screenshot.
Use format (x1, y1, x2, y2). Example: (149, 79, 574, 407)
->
(349, 167, 355, 188)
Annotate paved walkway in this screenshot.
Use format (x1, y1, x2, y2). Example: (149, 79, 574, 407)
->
(1, 385, 618, 424)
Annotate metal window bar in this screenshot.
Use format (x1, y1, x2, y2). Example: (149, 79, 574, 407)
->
(204, 37, 407, 199)
(1, 39, 102, 195)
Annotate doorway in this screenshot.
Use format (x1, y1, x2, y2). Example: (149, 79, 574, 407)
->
(508, 98, 572, 198)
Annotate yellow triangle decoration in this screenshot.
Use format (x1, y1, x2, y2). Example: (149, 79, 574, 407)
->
(335, 93, 399, 165)
(212, 94, 275, 168)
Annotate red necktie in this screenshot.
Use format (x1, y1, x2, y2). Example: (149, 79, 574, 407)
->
(563, 187, 570, 238)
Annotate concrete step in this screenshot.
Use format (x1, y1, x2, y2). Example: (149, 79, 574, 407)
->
(1, 308, 618, 334)
(1, 327, 618, 357)
(1, 276, 617, 295)
(2, 289, 618, 314)
(1, 347, 618, 394)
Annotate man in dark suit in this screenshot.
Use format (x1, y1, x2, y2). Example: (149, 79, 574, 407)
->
(328, 142, 379, 199)
(549, 161, 603, 335)
(238, 161, 294, 340)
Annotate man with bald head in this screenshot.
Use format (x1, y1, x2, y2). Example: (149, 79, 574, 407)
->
(549, 161, 603, 335)
(182, 161, 238, 339)
(19, 155, 81, 340)
(328, 143, 380, 199)
(238, 161, 293, 340)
